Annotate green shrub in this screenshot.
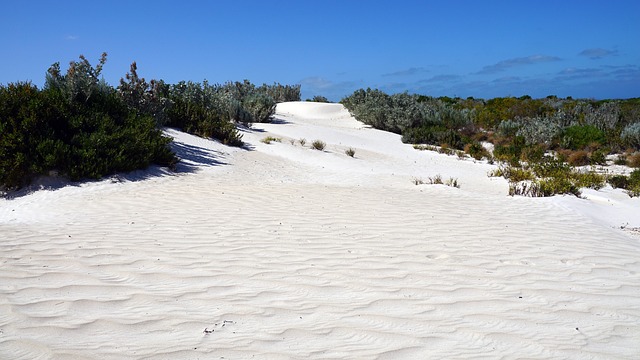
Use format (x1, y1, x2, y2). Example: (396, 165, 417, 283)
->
(607, 175, 629, 189)
(561, 125, 606, 150)
(572, 171, 605, 190)
(0, 63, 177, 190)
(520, 144, 547, 163)
(243, 93, 276, 123)
(493, 136, 526, 166)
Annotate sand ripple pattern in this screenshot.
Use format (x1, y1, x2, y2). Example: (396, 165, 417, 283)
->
(2, 178, 639, 359)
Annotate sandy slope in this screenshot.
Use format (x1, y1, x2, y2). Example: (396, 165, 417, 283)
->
(1, 102, 639, 359)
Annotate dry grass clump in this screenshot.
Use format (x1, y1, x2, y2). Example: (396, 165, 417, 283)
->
(261, 136, 281, 144)
(437, 144, 455, 156)
(627, 152, 640, 168)
(412, 174, 460, 188)
(413, 144, 438, 151)
(567, 150, 590, 166)
(298, 138, 307, 146)
(311, 140, 326, 151)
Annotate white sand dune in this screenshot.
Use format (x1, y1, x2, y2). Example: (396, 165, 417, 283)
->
(1, 102, 639, 359)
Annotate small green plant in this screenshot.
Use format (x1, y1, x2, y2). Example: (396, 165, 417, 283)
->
(261, 136, 281, 144)
(464, 142, 488, 160)
(311, 140, 326, 151)
(298, 138, 307, 146)
(345, 148, 356, 157)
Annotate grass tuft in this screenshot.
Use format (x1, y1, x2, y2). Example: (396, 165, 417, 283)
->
(261, 136, 281, 144)
(311, 140, 326, 151)
(345, 148, 356, 157)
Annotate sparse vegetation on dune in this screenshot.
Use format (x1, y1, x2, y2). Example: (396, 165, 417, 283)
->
(342, 89, 640, 197)
(413, 175, 460, 188)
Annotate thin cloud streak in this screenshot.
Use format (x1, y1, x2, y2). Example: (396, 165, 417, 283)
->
(476, 55, 562, 75)
(578, 48, 618, 59)
(382, 67, 428, 77)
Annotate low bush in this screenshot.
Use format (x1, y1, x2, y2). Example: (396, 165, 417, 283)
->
(607, 175, 629, 189)
(572, 171, 606, 190)
(509, 178, 581, 197)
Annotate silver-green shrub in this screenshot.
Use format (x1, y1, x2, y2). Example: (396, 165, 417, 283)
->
(621, 122, 640, 149)
(516, 116, 563, 145)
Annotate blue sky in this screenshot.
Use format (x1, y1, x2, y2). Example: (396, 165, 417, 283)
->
(1, 1, 638, 101)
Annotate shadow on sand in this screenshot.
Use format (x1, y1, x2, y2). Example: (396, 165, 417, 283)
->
(1, 140, 231, 200)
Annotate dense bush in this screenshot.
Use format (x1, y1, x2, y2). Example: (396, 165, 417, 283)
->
(561, 125, 606, 150)
(1, 55, 176, 190)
